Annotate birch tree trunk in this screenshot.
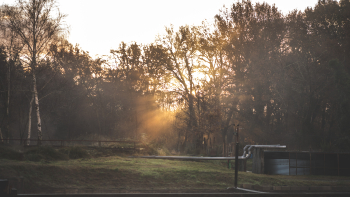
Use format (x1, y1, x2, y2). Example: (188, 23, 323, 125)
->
(27, 94, 34, 146)
(32, 71, 42, 145)
(2, 0, 68, 145)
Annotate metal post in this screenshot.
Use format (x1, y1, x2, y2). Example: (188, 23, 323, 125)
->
(296, 152, 298, 175)
(234, 124, 239, 188)
(324, 153, 325, 175)
(310, 152, 312, 175)
(337, 154, 339, 176)
(289, 152, 290, 175)
(234, 142, 239, 188)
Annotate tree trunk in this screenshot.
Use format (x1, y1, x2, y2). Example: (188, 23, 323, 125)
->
(27, 94, 34, 146)
(222, 136, 226, 157)
(221, 107, 235, 156)
(31, 6, 42, 146)
(6, 61, 10, 143)
(188, 92, 197, 129)
(32, 71, 42, 145)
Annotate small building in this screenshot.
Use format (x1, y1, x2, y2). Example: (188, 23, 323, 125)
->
(253, 150, 350, 176)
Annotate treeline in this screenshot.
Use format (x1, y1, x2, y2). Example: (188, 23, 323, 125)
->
(1, 0, 350, 154)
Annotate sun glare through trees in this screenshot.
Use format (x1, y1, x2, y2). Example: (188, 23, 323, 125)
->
(0, 0, 350, 157)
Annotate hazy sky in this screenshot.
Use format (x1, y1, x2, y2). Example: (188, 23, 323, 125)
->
(1, 0, 322, 58)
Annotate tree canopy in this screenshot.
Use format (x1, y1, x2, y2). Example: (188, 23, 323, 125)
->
(1, 0, 349, 153)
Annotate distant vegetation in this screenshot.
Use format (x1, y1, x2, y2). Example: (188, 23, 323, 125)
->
(1, 0, 350, 154)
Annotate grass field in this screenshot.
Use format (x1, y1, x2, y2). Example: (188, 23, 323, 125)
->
(0, 146, 350, 193)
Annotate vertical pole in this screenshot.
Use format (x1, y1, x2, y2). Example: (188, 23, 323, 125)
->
(337, 154, 339, 176)
(324, 153, 325, 175)
(310, 152, 312, 175)
(296, 152, 298, 175)
(289, 152, 290, 175)
(234, 125, 239, 188)
(20, 176, 24, 193)
(234, 142, 239, 188)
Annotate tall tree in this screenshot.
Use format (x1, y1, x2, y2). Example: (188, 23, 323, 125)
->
(2, 0, 66, 145)
(0, 47, 7, 142)
(158, 25, 202, 149)
(214, 1, 286, 145)
(1, 5, 23, 143)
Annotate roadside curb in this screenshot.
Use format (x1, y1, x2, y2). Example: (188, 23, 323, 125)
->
(239, 184, 350, 192)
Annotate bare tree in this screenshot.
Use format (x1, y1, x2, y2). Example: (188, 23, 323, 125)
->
(1, 5, 23, 143)
(157, 25, 202, 150)
(2, 0, 66, 145)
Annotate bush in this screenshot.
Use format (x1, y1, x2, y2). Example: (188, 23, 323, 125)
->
(24, 146, 68, 161)
(144, 145, 158, 155)
(0, 145, 23, 160)
(158, 147, 171, 156)
(142, 143, 171, 156)
(59, 146, 89, 159)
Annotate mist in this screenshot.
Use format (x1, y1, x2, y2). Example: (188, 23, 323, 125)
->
(1, 0, 350, 155)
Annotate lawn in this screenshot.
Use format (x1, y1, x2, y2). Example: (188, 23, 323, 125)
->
(1, 152, 350, 194)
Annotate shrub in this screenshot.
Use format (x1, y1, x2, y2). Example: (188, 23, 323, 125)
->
(0, 145, 23, 160)
(24, 146, 68, 161)
(144, 145, 158, 155)
(59, 146, 89, 159)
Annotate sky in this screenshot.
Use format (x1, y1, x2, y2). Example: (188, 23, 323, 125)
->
(1, 0, 322, 58)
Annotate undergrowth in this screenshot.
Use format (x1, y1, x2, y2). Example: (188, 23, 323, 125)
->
(0, 145, 23, 160)
(59, 146, 89, 159)
(24, 146, 69, 161)
(0, 146, 92, 162)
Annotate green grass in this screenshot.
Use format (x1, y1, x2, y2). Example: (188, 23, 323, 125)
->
(1, 146, 349, 193)
(1, 155, 350, 193)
